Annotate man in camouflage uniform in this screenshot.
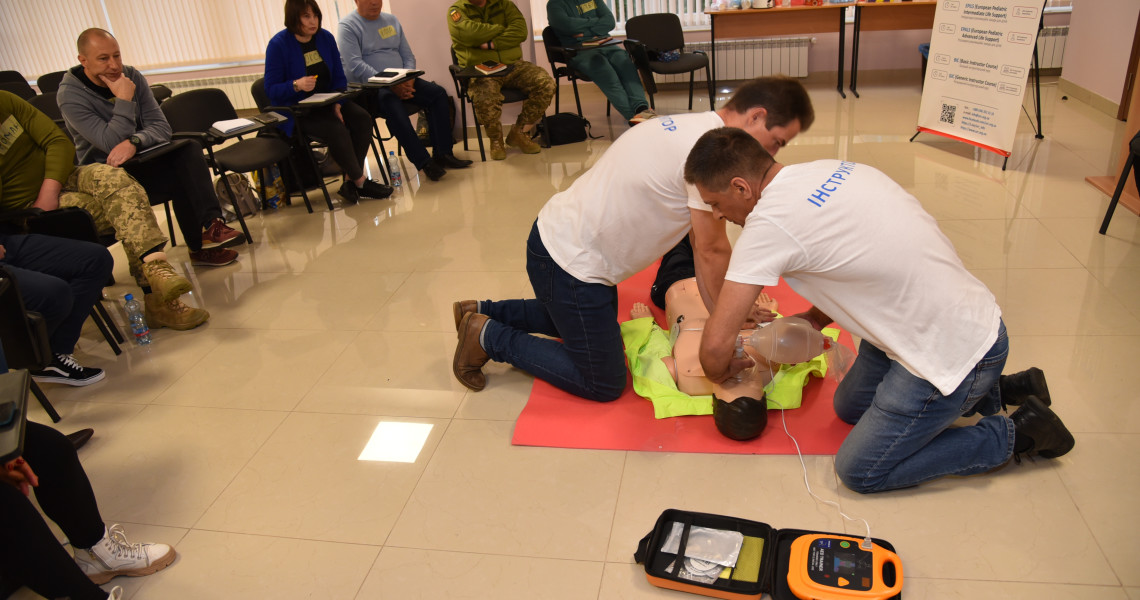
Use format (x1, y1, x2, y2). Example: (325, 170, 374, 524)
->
(448, 0, 555, 160)
(0, 90, 208, 330)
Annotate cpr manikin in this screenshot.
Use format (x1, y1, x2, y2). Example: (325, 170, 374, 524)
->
(641, 277, 838, 441)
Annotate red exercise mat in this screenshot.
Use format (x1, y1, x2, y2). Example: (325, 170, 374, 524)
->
(510, 264, 856, 454)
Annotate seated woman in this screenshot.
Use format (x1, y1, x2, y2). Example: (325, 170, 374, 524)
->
(546, 0, 657, 126)
(264, 0, 392, 204)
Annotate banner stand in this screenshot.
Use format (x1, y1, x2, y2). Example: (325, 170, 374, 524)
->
(912, 7, 1047, 171)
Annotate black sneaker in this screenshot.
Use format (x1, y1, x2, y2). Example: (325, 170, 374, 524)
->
(31, 354, 106, 387)
(359, 179, 394, 199)
(1000, 367, 1050, 409)
(338, 180, 360, 204)
(1011, 395, 1074, 459)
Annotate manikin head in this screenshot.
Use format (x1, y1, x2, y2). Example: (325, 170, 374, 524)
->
(76, 28, 122, 87)
(684, 127, 776, 225)
(717, 76, 814, 156)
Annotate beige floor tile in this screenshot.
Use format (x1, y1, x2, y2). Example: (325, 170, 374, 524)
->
(197, 413, 445, 544)
(366, 271, 529, 332)
(908, 176, 1023, 221)
(315, 330, 466, 392)
(296, 385, 465, 419)
(1039, 215, 1140, 270)
(357, 547, 604, 600)
(1055, 433, 1140, 587)
(900, 579, 1130, 599)
(151, 329, 357, 410)
(837, 466, 1116, 585)
(940, 218, 1082, 270)
(984, 268, 1140, 336)
(1089, 265, 1140, 320)
(78, 405, 286, 528)
(598, 561, 687, 599)
(233, 271, 409, 330)
(1129, 588, 1140, 600)
(130, 529, 378, 600)
(453, 366, 535, 421)
(386, 419, 623, 560)
(607, 452, 846, 563)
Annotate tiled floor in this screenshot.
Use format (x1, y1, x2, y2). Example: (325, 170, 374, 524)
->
(16, 75, 1140, 599)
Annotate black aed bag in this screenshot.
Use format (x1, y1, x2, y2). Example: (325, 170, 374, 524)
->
(635, 509, 902, 600)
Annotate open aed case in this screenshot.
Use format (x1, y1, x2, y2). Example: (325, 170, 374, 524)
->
(635, 509, 902, 600)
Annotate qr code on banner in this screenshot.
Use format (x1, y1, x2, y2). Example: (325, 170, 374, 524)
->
(940, 102, 956, 125)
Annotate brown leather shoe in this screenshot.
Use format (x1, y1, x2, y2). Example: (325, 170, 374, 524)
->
(452, 300, 477, 331)
(453, 312, 490, 391)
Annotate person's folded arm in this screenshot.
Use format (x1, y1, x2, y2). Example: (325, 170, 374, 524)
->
(494, 2, 530, 50)
(448, 10, 504, 48)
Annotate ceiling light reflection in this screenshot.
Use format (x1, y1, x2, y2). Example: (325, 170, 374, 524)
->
(357, 421, 433, 463)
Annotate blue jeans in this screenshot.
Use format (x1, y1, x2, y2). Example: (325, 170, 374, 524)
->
(370, 78, 454, 170)
(479, 222, 627, 402)
(833, 321, 1013, 493)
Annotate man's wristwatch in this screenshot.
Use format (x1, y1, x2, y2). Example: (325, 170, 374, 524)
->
(129, 135, 142, 148)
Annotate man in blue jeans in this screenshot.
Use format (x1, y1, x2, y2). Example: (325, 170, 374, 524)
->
(451, 77, 814, 401)
(686, 127, 1073, 493)
(338, 0, 472, 181)
(1, 234, 113, 386)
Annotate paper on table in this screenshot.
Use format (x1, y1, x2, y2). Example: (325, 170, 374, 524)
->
(211, 118, 255, 133)
(298, 92, 341, 104)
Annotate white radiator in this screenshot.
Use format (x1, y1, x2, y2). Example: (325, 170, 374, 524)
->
(162, 73, 262, 111)
(1036, 26, 1067, 70)
(653, 37, 812, 84)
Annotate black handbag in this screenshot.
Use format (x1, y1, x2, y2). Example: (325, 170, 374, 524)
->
(535, 112, 600, 147)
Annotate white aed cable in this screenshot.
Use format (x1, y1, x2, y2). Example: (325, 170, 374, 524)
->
(779, 408, 874, 550)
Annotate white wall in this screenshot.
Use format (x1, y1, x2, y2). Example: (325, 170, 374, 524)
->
(1061, 0, 1138, 106)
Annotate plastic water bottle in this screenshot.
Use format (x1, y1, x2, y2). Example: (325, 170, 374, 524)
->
(124, 293, 152, 345)
(388, 151, 402, 188)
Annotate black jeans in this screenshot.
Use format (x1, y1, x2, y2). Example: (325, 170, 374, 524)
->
(124, 139, 224, 252)
(0, 422, 107, 600)
(0, 234, 114, 355)
(649, 236, 696, 310)
(298, 101, 373, 182)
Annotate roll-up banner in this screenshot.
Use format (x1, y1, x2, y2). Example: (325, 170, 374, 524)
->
(916, 0, 1045, 157)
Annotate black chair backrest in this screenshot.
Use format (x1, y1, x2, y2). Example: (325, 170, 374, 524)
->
(36, 71, 65, 94)
(149, 84, 173, 104)
(0, 266, 52, 371)
(0, 81, 36, 100)
(161, 88, 238, 134)
(28, 92, 62, 121)
(541, 26, 572, 67)
(625, 13, 685, 53)
(250, 77, 270, 111)
(0, 70, 27, 85)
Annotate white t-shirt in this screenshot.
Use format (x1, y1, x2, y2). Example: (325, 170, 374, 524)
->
(726, 160, 1001, 395)
(537, 112, 723, 286)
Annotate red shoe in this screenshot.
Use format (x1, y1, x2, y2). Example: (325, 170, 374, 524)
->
(202, 218, 245, 249)
(189, 247, 238, 266)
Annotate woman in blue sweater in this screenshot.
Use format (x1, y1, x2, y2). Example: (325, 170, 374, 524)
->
(265, 0, 390, 203)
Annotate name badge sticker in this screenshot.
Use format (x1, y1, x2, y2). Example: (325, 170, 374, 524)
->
(0, 115, 24, 157)
(304, 50, 323, 67)
(378, 25, 396, 39)
(578, 0, 597, 12)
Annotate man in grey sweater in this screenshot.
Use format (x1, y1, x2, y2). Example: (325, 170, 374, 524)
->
(57, 28, 245, 269)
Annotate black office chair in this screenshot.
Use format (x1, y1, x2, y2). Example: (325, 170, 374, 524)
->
(161, 88, 303, 230)
(0, 81, 36, 101)
(27, 92, 66, 132)
(1099, 129, 1140, 234)
(447, 48, 528, 161)
(541, 26, 610, 118)
(0, 266, 61, 423)
(36, 71, 66, 94)
(250, 78, 332, 211)
(623, 13, 714, 111)
(149, 84, 172, 104)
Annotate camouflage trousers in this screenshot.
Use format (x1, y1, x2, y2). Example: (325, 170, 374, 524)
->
(468, 60, 555, 132)
(61, 163, 168, 287)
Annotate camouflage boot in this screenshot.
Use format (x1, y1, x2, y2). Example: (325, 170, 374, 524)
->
(144, 293, 210, 331)
(506, 124, 541, 154)
(485, 122, 506, 161)
(142, 259, 192, 303)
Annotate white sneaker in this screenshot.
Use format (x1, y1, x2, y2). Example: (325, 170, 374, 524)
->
(73, 524, 177, 584)
(108, 586, 123, 600)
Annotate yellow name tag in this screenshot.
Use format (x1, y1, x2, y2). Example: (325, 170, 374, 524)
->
(578, 0, 596, 13)
(378, 25, 396, 39)
(0, 115, 24, 157)
(304, 50, 323, 67)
